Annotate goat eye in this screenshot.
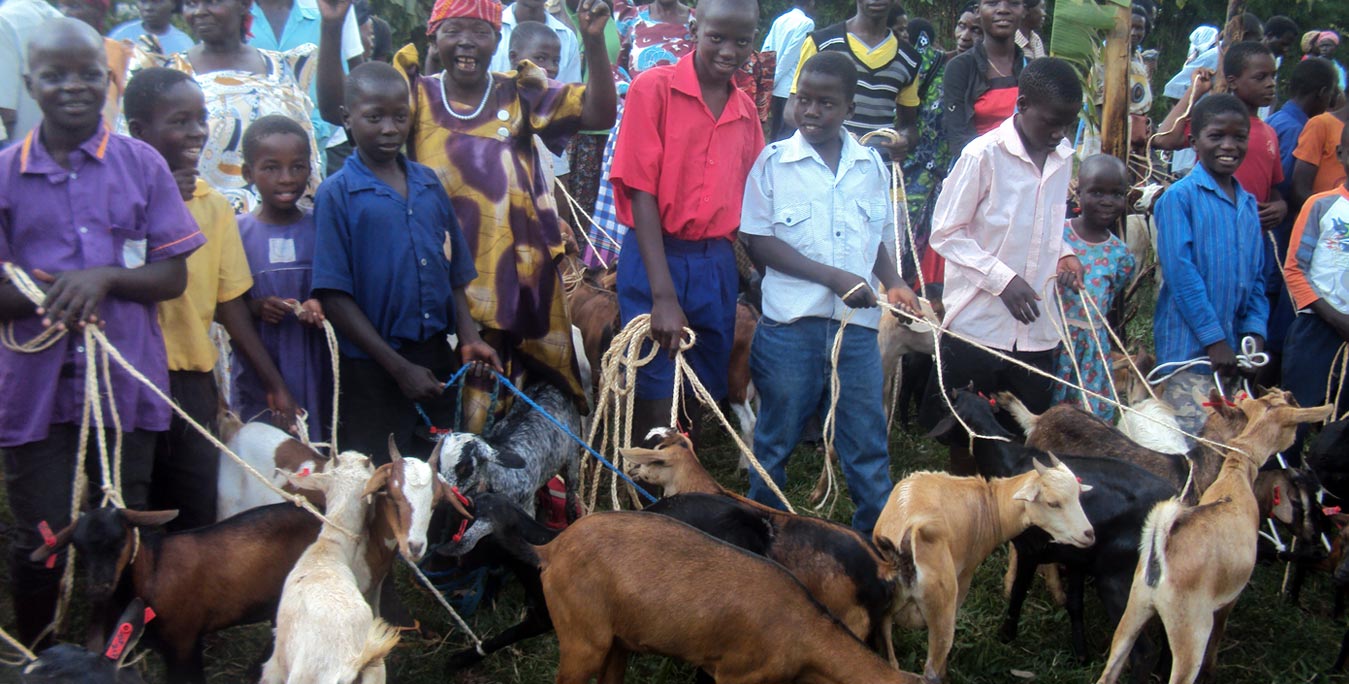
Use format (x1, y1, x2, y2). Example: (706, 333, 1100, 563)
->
(1048, 501, 1062, 509)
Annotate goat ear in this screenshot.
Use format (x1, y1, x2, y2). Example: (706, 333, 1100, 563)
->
(104, 598, 149, 667)
(28, 519, 78, 563)
(1079, 483, 1093, 493)
(925, 415, 957, 440)
(489, 444, 527, 470)
(1289, 405, 1335, 425)
(387, 434, 404, 463)
(618, 446, 659, 464)
(363, 464, 393, 498)
(872, 534, 900, 564)
(121, 509, 180, 528)
(1013, 480, 1041, 502)
(282, 468, 331, 492)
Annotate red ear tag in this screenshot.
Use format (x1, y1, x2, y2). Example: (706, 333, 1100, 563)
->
(451, 518, 469, 543)
(103, 622, 133, 660)
(1076, 477, 1083, 483)
(450, 486, 471, 507)
(1324, 506, 1342, 517)
(429, 426, 449, 435)
(143, 606, 155, 623)
(1273, 485, 1281, 507)
(297, 467, 311, 477)
(38, 520, 58, 568)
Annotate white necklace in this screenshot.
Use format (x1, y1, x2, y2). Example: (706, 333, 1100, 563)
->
(438, 71, 494, 121)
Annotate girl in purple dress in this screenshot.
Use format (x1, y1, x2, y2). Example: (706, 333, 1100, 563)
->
(232, 115, 332, 441)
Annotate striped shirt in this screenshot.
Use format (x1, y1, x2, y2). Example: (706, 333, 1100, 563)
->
(792, 23, 921, 137)
(1285, 186, 1349, 313)
(1153, 163, 1268, 367)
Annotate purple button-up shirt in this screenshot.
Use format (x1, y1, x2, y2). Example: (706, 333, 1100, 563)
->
(0, 124, 206, 447)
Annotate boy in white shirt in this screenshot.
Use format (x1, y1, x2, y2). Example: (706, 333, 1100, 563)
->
(740, 52, 918, 533)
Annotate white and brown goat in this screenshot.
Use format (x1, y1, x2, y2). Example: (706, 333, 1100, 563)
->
(1096, 390, 1333, 684)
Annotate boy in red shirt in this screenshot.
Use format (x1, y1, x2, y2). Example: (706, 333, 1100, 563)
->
(609, 0, 763, 439)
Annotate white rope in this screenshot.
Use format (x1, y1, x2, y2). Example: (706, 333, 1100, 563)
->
(555, 178, 615, 270)
(401, 556, 484, 656)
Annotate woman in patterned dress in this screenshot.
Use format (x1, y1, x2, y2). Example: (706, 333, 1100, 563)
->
(319, 0, 615, 431)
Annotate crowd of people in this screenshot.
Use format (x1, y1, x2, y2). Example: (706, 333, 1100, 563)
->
(0, 0, 1347, 656)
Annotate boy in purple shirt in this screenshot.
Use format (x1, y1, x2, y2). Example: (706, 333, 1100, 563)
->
(0, 18, 203, 645)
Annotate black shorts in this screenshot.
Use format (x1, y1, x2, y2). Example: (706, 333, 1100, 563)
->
(918, 334, 1058, 433)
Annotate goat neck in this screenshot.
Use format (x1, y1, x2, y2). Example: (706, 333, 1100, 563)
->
(987, 472, 1044, 546)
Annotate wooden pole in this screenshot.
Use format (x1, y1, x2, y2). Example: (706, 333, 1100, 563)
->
(1100, 1, 1132, 165)
(1211, 0, 1248, 94)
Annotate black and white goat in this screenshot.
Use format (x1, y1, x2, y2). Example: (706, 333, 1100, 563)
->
(433, 382, 581, 520)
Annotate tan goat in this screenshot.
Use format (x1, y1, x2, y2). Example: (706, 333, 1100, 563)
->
(872, 456, 1095, 684)
(1096, 390, 1333, 684)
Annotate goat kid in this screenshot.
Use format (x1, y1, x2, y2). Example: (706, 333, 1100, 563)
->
(873, 457, 1094, 684)
(22, 598, 151, 684)
(217, 415, 328, 520)
(1096, 390, 1332, 684)
(502, 511, 926, 684)
(435, 382, 581, 521)
(262, 451, 401, 684)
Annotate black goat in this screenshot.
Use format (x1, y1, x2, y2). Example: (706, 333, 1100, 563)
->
(1308, 417, 1349, 502)
(930, 389, 1177, 684)
(23, 598, 150, 684)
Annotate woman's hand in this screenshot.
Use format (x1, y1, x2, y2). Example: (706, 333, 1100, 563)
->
(576, 0, 612, 41)
(317, 0, 350, 25)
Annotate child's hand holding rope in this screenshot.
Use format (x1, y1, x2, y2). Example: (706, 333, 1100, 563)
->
(1056, 254, 1085, 292)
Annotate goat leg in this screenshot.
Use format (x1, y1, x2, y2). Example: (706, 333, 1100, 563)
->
(1331, 627, 1349, 673)
(1065, 568, 1088, 662)
(446, 562, 553, 672)
(997, 540, 1038, 643)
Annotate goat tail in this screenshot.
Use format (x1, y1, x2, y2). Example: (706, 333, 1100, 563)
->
(354, 619, 401, 675)
(994, 392, 1038, 435)
(217, 409, 245, 445)
(1139, 499, 1185, 587)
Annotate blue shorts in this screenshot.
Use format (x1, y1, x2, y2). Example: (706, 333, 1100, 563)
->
(616, 231, 738, 401)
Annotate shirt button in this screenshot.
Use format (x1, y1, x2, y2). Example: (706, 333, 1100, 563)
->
(407, 207, 413, 216)
(75, 345, 85, 353)
(69, 172, 78, 180)
(423, 312, 430, 319)
(78, 226, 88, 234)
(420, 258, 428, 266)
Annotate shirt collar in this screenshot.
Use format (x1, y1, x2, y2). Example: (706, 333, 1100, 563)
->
(342, 151, 437, 193)
(778, 129, 873, 172)
(1188, 162, 1244, 206)
(1277, 99, 1309, 125)
(502, 4, 566, 30)
(671, 53, 755, 123)
(20, 122, 112, 176)
(993, 115, 1073, 168)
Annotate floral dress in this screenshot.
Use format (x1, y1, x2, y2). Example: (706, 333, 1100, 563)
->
(129, 46, 323, 213)
(1052, 221, 1137, 421)
(395, 49, 588, 430)
(901, 44, 949, 263)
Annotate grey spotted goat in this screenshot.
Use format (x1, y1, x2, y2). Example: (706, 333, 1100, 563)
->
(434, 382, 582, 521)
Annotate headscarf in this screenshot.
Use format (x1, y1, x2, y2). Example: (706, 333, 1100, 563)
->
(907, 18, 936, 52)
(1302, 30, 1322, 54)
(1318, 31, 1341, 47)
(1186, 25, 1219, 64)
(426, 0, 502, 35)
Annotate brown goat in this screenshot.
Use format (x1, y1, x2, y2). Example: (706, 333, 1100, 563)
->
(1097, 390, 1333, 684)
(622, 428, 896, 642)
(513, 511, 925, 684)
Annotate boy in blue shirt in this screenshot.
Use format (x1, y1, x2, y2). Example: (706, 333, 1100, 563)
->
(1153, 93, 1268, 438)
(312, 62, 499, 462)
(740, 52, 918, 533)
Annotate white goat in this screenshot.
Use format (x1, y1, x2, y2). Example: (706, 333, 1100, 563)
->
(261, 451, 400, 684)
(1117, 398, 1189, 455)
(217, 415, 326, 520)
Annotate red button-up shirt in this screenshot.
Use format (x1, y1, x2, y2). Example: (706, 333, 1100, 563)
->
(610, 53, 765, 241)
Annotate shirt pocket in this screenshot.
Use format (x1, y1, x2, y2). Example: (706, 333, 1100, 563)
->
(111, 225, 149, 269)
(854, 199, 889, 264)
(773, 202, 823, 261)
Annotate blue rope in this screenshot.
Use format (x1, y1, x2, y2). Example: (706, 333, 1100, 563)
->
(416, 364, 657, 504)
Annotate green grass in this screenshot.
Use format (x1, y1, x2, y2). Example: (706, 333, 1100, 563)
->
(3, 422, 1347, 683)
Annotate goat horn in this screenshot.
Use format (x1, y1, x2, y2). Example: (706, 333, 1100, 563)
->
(1046, 452, 1063, 468)
(387, 434, 403, 463)
(1032, 457, 1048, 474)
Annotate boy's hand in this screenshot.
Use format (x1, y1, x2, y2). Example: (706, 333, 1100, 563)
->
(460, 340, 504, 379)
(887, 285, 920, 315)
(832, 272, 878, 308)
(575, 0, 611, 40)
(866, 134, 911, 162)
(1205, 340, 1238, 377)
(394, 360, 446, 402)
(1257, 200, 1288, 230)
(651, 297, 689, 357)
(259, 296, 293, 325)
(32, 267, 116, 330)
(317, 0, 350, 24)
(297, 298, 326, 328)
(1189, 68, 1214, 100)
(998, 275, 1041, 323)
(1056, 255, 1084, 292)
(267, 386, 300, 434)
(171, 168, 197, 201)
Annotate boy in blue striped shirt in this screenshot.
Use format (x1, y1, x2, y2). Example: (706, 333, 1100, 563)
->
(1153, 93, 1268, 438)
